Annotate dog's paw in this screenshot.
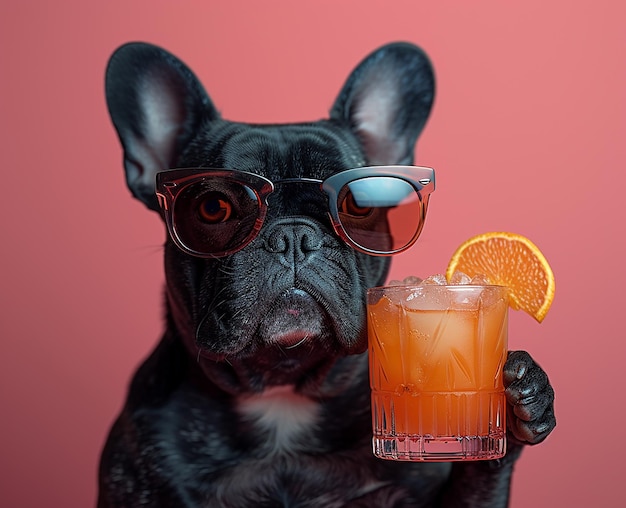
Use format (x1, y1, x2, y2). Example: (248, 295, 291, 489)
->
(504, 350, 556, 445)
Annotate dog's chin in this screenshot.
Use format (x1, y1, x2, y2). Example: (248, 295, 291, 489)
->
(195, 288, 366, 396)
(195, 339, 346, 396)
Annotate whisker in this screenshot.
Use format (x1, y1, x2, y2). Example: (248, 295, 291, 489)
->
(229, 307, 248, 322)
(129, 243, 165, 260)
(284, 335, 310, 350)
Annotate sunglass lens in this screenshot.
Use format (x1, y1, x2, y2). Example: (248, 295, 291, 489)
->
(337, 177, 424, 253)
(172, 180, 261, 256)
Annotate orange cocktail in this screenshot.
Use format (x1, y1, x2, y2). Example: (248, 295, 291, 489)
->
(367, 284, 509, 461)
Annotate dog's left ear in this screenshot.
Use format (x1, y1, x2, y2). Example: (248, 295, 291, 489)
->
(331, 42, 435, 165)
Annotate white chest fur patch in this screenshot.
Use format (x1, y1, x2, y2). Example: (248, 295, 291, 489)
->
(236, 385, 320, 455)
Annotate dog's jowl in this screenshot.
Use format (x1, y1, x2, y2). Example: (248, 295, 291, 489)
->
(99, 42, 556, 507)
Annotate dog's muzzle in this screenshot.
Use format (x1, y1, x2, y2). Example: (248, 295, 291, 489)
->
(194, 285, 351, 394)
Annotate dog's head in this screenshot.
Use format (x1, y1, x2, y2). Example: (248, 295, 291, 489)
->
(105, 42, 435, 396)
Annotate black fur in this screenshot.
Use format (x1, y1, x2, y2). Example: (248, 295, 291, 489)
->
(99, 41, 555, 507)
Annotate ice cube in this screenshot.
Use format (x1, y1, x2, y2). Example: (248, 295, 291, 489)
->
(388, 275, 423, 286)
(448, 271, 472, 285)
(421, 273, 447, 285)
(470, 273, 492, 285)
(402, 275, 423, 286)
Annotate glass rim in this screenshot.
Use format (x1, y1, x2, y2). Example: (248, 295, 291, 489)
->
(367, 283, 510, 293)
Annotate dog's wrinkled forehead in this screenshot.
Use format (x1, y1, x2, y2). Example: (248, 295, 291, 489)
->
(180, 121, 365, 181)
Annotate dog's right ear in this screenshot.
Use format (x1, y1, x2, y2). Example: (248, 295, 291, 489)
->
(105, 42, 219, 210)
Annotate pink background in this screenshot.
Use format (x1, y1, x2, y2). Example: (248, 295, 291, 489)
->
(1, 1, 624, 506)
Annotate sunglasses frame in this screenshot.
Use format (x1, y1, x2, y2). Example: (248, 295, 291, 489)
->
(155, 165, 435, 258)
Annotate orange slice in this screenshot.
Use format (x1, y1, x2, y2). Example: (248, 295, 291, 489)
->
(446, 232, 555, 322)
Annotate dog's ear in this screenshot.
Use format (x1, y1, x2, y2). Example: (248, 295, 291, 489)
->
(331, 42, 435, 166)
(105, 42, 218, 210)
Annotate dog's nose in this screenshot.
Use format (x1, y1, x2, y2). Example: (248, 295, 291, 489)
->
(262, 218, 324, 263)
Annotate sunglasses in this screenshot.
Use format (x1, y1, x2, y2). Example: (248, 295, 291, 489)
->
(155, 165, 435, 258)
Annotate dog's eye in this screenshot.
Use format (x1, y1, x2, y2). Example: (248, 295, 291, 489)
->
(197, 193, 233, 223)
(339, 191, 373, 217)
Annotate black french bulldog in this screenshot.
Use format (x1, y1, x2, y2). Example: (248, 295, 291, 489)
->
(98, 41, 555, 507)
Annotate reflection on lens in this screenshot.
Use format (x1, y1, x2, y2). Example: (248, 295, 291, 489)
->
(338, 177, 423, 253)
(173, 180, 260, 255)
(348, 177, 414, 207)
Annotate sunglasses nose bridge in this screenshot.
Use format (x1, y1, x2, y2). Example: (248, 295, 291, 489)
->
(264, 177, 327, 214)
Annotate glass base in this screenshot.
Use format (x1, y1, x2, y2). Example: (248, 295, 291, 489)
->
(373, 433, 506, 461)
(371, 389, 506, 461)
